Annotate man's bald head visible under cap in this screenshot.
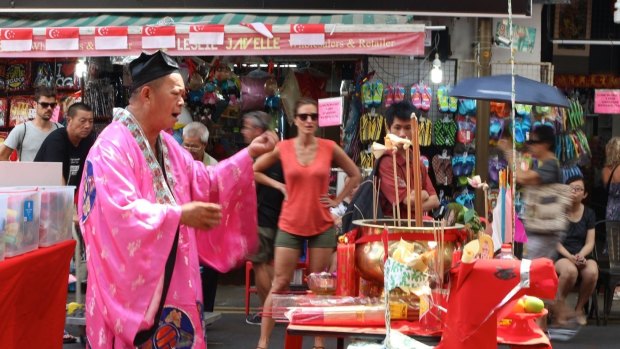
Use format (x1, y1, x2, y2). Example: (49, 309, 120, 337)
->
(129, 50, 180, 91)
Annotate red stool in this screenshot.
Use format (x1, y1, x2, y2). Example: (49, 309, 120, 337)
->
(245, 255, 310, 316)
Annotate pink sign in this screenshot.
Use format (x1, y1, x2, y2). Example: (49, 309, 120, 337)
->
(595, 89, 620, 114)
(0, 31, 424, 58)
(318, 97, 344, 127)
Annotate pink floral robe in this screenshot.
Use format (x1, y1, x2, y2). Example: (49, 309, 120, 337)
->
(78, 115, 257, 349)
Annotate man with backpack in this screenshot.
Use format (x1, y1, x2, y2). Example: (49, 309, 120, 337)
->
(0, 87, 63, 161)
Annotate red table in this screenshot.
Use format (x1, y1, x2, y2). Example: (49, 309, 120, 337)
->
(0, 240, 76, 349)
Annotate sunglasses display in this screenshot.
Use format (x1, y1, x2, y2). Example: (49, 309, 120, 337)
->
(296, 113, 318, 121)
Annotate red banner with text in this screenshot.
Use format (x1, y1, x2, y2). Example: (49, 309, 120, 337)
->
(0, 31, 424, 57)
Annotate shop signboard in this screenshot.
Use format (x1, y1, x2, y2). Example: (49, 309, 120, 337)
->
(0, 28, 424, 58)
(594, 89, 620, 114)
(2, 0, 532, 17)
(318, 97, 344, 127)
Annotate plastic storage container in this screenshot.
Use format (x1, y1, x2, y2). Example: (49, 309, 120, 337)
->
(1, 187, 41, 258)
(39, 186, 75, 247)
(0, 194, 7, 261)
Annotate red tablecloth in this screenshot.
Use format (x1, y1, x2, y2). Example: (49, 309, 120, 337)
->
(0, 240, 76, 349)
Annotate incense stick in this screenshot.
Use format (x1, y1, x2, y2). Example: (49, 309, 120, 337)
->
(405, 146, 412, 227)
(410, 113, 423, 227)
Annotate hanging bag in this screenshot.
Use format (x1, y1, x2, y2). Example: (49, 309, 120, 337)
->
(521, 162, 572, 234)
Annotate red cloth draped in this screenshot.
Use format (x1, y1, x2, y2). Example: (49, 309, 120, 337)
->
(0, 240, 76, 349)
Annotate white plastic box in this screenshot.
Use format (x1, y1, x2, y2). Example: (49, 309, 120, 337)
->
(1, 187, 41, 258)
(39, 186, 75, 247)
(0, 194, 7, 261)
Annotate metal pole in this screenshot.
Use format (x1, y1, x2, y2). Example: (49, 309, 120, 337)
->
(474, 18, 492, 217)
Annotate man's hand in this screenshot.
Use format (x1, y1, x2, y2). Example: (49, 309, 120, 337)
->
(248, 131, 278, 158)
(180, 202, 222, 230)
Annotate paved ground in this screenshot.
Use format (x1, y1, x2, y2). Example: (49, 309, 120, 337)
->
(64, 284, 620, 348)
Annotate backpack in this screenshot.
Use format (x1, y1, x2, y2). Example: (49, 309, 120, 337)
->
(341, 157, 385, 234)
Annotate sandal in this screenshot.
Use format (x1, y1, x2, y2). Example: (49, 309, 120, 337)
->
(411, 83, 422, 109)
(63, 331, 77, 344)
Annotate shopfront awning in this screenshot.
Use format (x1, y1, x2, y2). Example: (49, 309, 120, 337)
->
(0, 13, 425, 57)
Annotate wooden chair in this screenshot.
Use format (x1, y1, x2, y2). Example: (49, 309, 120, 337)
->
(592, 220, 620, 325)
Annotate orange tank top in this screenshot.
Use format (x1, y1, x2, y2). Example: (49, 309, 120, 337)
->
(278, 138, 335, 237)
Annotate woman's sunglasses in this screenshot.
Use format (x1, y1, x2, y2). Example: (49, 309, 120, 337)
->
(296, 113, 318, 122)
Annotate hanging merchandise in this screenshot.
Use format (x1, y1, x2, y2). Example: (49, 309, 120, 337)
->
(436, 85, 449, 113)
(0, 63, 5, 92)
(457, 99, 477, 116)
(32, 61, 54, 88)
(359, 150, 374, 169)
(280, 69, 302, 124)
(84, 79, 114, 122)
(410, 83, 431, 112)
(490, 102, 510, 118)
(452, 152, 476, 186)
(433, 117, 457, 147)
(8, 96, 36, 126)
(456, 115, 476, 145)
(295, 66, 329, 101)
(361, 79, 383, 108)
(489, 116, 505, 144)
(418, 117, 433, 147)
(512, 115, 531, 146)
(561, 165, 583, 182)
(514, 103, 532, 117)
(455, 188, 475, 209)
(240, 70, 271, 112)
(5, 60, 31, 92)
(384, 84, 394, 108)
(488, 155, 507, 185)
(54, 61, 80, 90)
(359, 111, 384, 144)
(0, 98, 7, 127)
(432, 151, 453, 187)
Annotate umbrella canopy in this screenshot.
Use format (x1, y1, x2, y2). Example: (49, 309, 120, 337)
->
(449, 74, 570, 108)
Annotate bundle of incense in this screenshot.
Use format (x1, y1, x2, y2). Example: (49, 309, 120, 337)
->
(410, 113, 423, 227)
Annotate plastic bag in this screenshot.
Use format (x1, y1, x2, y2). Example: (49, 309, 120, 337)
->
(240, 74, 269, 111)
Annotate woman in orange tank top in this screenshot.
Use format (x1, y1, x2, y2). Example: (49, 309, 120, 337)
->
(253, 97, 361, 349)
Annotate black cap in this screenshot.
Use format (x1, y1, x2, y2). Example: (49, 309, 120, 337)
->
(129, 51, 180, 91)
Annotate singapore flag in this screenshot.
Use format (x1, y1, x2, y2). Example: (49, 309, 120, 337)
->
(95, 26, 128, 50)
(142, 26, 176, 49)
(0, 28, 33, 52)
(189, 25, 224, 45)
(289, 24, 325, 46)
(46, 27, 79, 51)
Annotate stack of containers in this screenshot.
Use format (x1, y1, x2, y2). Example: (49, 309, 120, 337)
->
(39, 186, 75, 247)
(1, 187, 41, 258)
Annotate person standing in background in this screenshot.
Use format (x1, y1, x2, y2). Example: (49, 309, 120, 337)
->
(34, 102, 95, 186)
(182, 121, 218, 166)
(253, 98, 361, 349)
(181, 121, 221, 316)
(602, 137, 620, 300)
(0, 86, 62, 161)
(242, 111, 285, 326)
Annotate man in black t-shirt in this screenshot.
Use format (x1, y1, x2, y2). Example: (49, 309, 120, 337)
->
(242, 111, 285, 325)
(34, 102, 95, 188)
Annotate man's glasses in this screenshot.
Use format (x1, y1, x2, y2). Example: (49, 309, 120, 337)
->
(38, 102, 57, 109)
(296, 113, 319, 122)
(182, 144, 202, 152)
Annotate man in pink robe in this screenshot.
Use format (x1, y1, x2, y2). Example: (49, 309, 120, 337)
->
(78, 51, 277, 349)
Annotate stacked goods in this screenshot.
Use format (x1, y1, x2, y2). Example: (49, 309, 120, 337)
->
(39, 186, 75, 247)
(1, 187, 41, 257)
